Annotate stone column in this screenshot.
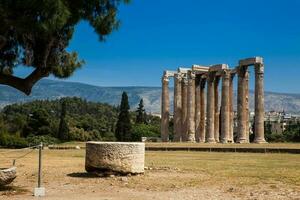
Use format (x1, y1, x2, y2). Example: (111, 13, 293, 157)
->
(220, 70, 230, 143)
(254, 63, 267, 143)
(195, 75, 201, 142)
(173, 73, 182, 142)
(181, 76, 188, 142)
(199, 77, 206, 143)
(214, 77, 220, 142)
(237, 66, 250, 143)
(187, 71, 196, 142)
(206, 72, 216, 143)
(228, 73, 235, 143)
(161, 74, 169, 142)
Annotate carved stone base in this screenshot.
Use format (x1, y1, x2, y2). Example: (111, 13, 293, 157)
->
(206, 139, 216, 143)
(253, 138, 267, 144)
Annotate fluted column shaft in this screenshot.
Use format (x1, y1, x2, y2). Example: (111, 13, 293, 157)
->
(195, 76, 201, 142)
(228, 73, 235, 143)
(220, 70, 230, 143)
(206, 72, 216, 143)
(214, 77, 220, 142)
(181, 76, 188, 141)
(237, 66, 250, 143)
(161, 75, 170, 142)
(199, 77, 206, 143)
(254, 63, 267, 143)
(173, 73, 182, 142)
(187, 71, 196, 142)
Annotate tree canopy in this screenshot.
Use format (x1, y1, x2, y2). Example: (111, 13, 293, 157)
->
(0, 0, 129, 95)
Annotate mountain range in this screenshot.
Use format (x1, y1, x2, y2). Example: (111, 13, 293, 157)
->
(0, 79, 300, 114)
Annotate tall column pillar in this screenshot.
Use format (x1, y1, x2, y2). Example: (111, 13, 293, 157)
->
(161, 74, 170, 142)
(199, 77, 206, 143)
(254, 63, 267, 143)
(228, 73, 235, 143)
(214, 77, 220, 142)
(206, 72, 216, 143)
(237, 66, 250, 143)
(173, 73, 182, 142)
(195, 75, 201, 142)
(220, 70, 230, 143)
(187, 71, 196, 142)
(181, 76, 188, 142)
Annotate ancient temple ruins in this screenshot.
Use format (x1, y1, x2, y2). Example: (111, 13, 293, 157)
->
(161, 57, 266, 143)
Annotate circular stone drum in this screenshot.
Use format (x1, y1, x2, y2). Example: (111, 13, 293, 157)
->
(85, 142, 145, 174)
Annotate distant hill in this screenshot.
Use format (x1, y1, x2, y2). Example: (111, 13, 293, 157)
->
(0, 79, 300, 114)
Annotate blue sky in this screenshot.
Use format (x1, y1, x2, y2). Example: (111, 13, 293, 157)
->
(22, 0, 300, 93)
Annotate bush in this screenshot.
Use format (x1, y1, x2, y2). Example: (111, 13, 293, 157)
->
(131, 124, 160, 141)
(265, 133, 285, 142)
(69, 127, 102, 141)
(26, 134, 60, 146)
(0, 132, 28, 148)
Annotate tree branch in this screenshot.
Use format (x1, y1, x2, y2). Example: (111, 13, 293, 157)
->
(0, 68, 50, 95)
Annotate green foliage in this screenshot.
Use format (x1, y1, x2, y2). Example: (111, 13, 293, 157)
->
(131, 124, 160, 142)
(115, 92, 132, 141)
(135, 98, 147, 124)
(0, 97, 119, 147)
(68, 127, 102, 141)
(264, 121, 300, 142)
(0, 132, 28, 148)
(0, 0, 129, 94)
(26, 134, 60, 146)
(284, 122, 300, 142)
(58, 99, 69, 141)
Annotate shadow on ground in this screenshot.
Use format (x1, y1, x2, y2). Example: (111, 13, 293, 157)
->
(67, 172, 101, 178)
(0, 185, 28, 195)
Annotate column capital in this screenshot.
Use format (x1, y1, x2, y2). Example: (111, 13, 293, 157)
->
(255, 63, 264, 74)
(222, 69, 231, 78)
(174, 73, 183, 81)
(182, 76, 188, 85)
(162, 75, 169, 83)
(188, 71, 196, 80)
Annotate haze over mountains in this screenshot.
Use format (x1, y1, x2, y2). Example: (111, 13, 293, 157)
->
(0, 79, 299, 114)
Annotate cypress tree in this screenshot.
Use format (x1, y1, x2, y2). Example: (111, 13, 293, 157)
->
(136, 98, 147, 124)
(115, 92, 132, 141)
(58, 99, 69, 141)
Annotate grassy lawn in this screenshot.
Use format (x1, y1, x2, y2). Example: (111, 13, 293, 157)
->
(0, 149, 299, 199)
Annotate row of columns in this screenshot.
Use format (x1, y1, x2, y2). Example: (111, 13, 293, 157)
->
(161, 57, 267, 144)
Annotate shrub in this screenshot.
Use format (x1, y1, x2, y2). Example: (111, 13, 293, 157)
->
(131, 124, 160, 141)
(26, 135, 60, 146)
(0, 132, 28, 148)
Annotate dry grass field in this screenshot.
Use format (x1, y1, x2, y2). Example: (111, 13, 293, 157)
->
(0, 149, 299, 200)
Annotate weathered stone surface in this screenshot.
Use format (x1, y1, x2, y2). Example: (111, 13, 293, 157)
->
(85, 142, 145, 174)
(173, 73, 182, 142)
(254, 63, 267, 143)
(206, 72, 216, 143)
(0, 167, 16, 186)
(237, 66, 250, 143)
(181, 76, 188, 141)
(161, 74, 170, 142)
(187, 71, 196, 142)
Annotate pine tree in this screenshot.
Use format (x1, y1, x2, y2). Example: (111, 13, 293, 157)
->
(58, 99, 69, 141)
(136, 98, 147, 124)
(115, 92, 132, 141)
(0, 0, 129, 95)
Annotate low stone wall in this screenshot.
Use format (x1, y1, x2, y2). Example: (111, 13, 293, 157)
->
(85, 142, 145, 174)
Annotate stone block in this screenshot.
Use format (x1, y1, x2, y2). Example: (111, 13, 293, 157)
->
(85, 142, 145, 174)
